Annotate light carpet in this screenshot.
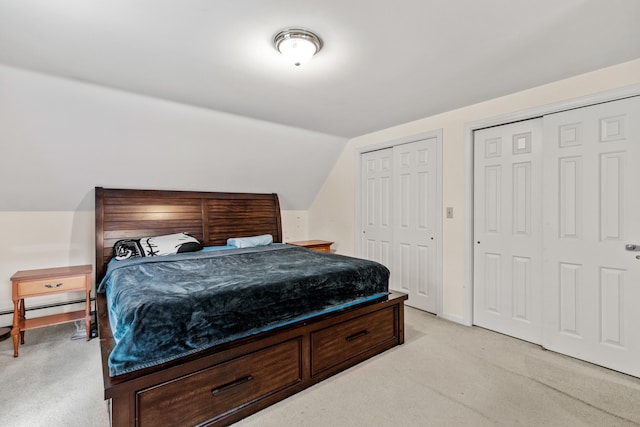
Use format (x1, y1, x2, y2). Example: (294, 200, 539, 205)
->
(1, 308, 639, 426)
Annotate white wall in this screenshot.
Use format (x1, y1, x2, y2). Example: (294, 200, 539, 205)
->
(308, 58, 640, 322)
(0, 65, 337, 325)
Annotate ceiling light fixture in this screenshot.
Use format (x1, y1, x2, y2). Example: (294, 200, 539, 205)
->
(273, 28, 322, 67)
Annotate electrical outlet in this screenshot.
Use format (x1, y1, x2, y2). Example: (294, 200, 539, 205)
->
(446, 207, 454, 219)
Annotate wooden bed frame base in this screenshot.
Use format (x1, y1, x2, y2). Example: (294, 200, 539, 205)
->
(99, 292, 407, 426)
(94, 187, 407, 426)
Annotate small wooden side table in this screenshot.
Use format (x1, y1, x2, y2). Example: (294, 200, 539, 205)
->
(11, 264, 92, 357)
(288, 240, 334, 253)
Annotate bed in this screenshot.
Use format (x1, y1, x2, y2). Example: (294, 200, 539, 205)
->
(95, 187, 407, 427)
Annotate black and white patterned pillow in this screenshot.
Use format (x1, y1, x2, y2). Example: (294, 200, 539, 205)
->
(114, 232, 202, 261)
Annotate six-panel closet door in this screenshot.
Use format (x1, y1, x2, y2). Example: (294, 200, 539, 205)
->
(361, 137, 439, 314)
(474, 95, 640, 377)
(541, 96, 640, 377)
(473, 119, 543, 344)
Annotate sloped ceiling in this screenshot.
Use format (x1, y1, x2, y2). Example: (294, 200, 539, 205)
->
(0, 64, 347, 211)
(1, 0, 639, 139)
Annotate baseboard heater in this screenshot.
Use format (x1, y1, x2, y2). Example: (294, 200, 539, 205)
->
(0, 297, 96, 329)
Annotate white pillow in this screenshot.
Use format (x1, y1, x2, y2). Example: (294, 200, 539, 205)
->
(114, 232, 202, 260)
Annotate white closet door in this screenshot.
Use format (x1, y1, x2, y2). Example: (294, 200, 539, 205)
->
(393, 138, 439, 313)
(542, 96, 640, 377)
(361, 148, 394, 276)
(473, 119, 543, 344)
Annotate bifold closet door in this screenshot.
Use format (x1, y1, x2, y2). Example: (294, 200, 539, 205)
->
(542, 96, 640, 377)
(473, 119, 543, 344)
(361, 138, 439, 314)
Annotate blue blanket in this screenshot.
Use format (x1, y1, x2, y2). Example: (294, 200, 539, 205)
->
(99, 244, 389, 376)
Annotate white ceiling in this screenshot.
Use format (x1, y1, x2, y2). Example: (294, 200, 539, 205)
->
(1, 0, 639, 138)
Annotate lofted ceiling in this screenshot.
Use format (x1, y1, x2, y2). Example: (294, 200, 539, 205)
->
(0, 0, 639, 138)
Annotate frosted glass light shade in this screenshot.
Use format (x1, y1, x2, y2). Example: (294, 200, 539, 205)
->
(274, 29, 322, 66)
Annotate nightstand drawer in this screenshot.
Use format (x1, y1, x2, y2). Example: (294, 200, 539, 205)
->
(18, 275, 87, 297)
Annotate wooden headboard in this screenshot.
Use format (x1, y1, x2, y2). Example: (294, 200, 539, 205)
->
(95, 187, 282, 282)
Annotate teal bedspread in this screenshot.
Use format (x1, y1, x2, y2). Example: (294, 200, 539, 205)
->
(98, 244, 389, 376)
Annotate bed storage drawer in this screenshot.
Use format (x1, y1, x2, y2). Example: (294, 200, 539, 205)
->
(136, 338, 302, 427)
(311, 306, 397, 375)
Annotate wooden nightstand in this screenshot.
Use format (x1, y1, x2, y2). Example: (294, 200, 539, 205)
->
(11, 264, 92, 357)
(288, 240, 334, 253)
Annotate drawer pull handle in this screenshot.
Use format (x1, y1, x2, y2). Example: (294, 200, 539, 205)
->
(44, 283, 63, 289)
(346, 329, 369, 342)
(211, 375, 254, 395)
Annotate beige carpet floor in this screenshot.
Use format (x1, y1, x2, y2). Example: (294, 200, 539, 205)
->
(1, 307, 639, 426)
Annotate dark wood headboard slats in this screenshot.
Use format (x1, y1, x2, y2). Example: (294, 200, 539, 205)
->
(95, 187, 283, 282)
(103, 221, 205, 234)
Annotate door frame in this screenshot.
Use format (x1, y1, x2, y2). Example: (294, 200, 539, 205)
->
(463, 84, 640, 326)
(356, 129, 443, 316)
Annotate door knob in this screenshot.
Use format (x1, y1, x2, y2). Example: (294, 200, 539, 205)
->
(625, 244, 640, 251)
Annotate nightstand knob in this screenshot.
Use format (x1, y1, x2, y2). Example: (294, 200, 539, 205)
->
(45, 283, 63, 289)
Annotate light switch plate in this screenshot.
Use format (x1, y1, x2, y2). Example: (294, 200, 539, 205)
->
(446, 207, 454, 219)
